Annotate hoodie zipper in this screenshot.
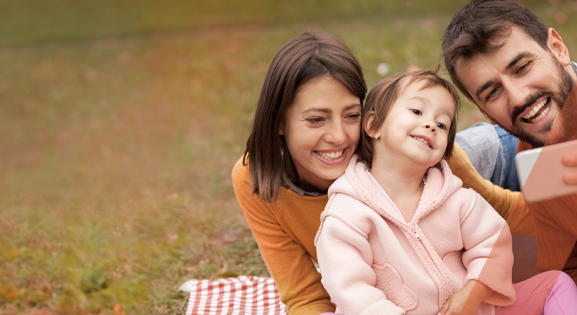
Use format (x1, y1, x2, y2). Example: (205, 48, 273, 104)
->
(412, 225, 420, 240)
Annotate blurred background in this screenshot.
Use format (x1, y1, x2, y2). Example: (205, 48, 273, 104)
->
(0, 0, 575, 314)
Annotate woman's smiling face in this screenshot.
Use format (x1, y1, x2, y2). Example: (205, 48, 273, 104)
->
(280, 76, 362, 192)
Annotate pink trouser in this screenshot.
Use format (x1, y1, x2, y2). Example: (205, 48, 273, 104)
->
(321, 271, 577, 315)
(496, 270, 577, 315)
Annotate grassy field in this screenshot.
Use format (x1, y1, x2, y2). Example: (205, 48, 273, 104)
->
(1, 0, 576, 314)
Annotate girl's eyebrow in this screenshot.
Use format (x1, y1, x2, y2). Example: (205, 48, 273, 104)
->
(407, 96, 429, 104)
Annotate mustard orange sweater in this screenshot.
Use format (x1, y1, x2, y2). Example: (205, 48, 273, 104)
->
(232, 143, 533, 315)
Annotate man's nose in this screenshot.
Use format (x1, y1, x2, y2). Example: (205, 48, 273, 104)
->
(505, 79, 529, 108)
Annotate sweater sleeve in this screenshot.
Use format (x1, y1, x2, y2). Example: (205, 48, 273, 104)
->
(316, 197, 406, 315)
(459, 191, 516, 307)
(449, 143, 535, 238)
(231, 158, 335, 315)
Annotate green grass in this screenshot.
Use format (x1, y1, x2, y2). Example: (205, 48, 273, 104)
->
(0, 0, 576, 314)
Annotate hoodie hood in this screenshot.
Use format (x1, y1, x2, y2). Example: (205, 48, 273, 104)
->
(328, 155, 463, 225)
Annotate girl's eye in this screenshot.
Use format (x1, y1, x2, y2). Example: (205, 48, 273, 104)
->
(410, 109, 422, 115)
(436, 122, 447, 130)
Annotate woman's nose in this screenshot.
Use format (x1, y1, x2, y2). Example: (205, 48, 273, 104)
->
(326, 121, 346, 144)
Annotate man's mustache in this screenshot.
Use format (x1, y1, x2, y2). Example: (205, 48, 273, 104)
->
(511, 91, 549, 124)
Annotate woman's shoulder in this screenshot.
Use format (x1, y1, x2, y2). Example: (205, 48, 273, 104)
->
(232, 155, 249, 187)
(231, 155, 328, 215)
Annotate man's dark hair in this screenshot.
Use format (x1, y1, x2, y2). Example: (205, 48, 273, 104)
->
(442, 0, 549, 101)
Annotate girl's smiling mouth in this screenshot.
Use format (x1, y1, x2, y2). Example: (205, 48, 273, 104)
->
(410, 135, 432, 149)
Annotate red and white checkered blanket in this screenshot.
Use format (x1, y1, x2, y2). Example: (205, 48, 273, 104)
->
(179, 276, 288, 315)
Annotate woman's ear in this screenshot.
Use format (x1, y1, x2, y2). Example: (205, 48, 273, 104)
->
(365, 112, 378, 138)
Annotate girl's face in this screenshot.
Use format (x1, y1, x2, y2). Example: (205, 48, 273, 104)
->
(370, 80, 455, 168)
(281, 76, 361, 192)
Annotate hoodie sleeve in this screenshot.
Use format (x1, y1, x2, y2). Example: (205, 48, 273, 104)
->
(459, 190, 516, 307)
(316, 195, 406, 315)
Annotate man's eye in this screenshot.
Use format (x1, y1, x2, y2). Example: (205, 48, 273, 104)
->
(516, 62, 531, 74)
(410, 109, 422, 115)
(486, 87, 499, 101)
(436, 122, 447, 130)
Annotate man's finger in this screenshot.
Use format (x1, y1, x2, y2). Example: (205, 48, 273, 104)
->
(563, 170, 577, 185)
(562, 152, 577, 166)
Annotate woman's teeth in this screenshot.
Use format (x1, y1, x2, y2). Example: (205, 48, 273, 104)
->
(523, 98, 549, 123)
(317, 150, 344, 160)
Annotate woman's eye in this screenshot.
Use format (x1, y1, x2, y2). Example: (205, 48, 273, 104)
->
(346, 113, 361, 119)
(436, 122, 447, 130)
(307, 117, 324, 123)
(410, 109, 422, 115)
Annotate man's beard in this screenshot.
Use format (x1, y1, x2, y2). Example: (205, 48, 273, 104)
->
(499, 57, 575, 148)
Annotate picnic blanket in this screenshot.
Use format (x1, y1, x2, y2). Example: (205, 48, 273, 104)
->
(179, 275, 288, 315)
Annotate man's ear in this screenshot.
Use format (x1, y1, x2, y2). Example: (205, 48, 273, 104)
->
(548, 28, 571, 66)
(365, 112, 377, 138)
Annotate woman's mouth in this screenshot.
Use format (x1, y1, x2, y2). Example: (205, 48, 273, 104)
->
(315, 149, 345, 161)
(521, 97, 550, 123)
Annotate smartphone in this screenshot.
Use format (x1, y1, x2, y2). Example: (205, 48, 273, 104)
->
(515, 139, 577, 203)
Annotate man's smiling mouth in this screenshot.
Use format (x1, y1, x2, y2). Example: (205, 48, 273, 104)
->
(316, 149, 345, 160)
(521, 97, 550, 123)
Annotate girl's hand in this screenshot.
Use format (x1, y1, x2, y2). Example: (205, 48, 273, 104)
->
(439, 280, 492, 315)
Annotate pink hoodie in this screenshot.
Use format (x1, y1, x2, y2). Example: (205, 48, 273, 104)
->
(315, 156, 516, 315)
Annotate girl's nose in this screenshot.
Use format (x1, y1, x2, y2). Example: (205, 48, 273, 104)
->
(425, 124, 436, 132)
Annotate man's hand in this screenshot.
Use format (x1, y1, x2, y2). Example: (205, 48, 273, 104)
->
(562, 152, 577, 184)
(439, 280, 492, 315)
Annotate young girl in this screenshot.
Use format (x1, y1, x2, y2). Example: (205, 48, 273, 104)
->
(315, 70, 577, 315)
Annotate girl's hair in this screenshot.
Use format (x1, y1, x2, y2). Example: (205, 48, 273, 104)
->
(243, 32, 367, 202)
(357, 69, 461, 166)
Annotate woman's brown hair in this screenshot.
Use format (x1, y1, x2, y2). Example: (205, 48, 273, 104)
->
(244, 32, 366, 202)
(357, 69, 461, 166)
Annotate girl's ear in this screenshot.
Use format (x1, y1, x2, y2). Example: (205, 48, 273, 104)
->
(365, 111, 378, 138)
